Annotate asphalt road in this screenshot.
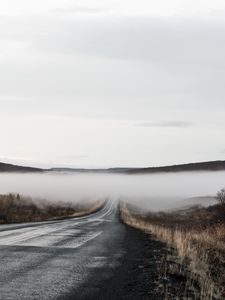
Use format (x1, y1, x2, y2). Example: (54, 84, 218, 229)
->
(0, 198, 127, 299)
(0, 198, 167, 300)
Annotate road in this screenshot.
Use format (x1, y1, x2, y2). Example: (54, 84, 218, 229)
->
(0, 198, 126, 299)
(0, 198, 166, 300)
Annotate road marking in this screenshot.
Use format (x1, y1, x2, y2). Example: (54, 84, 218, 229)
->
(0, 199, 116, 248)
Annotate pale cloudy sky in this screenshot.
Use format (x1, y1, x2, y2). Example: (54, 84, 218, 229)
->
(0, 0, 225, 168)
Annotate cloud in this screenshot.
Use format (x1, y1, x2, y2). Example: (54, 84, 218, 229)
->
(34, 15, 225, 66)
(50, 6, 113, 15)
(58, 155, 88, 160)
(136, 121, 195, 128)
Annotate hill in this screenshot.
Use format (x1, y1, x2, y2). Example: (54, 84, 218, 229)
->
(0, 162, 42, 173)
(1, 160, 225, 174)
(123, 160, 225, 174)
(51, 160, 225, 174)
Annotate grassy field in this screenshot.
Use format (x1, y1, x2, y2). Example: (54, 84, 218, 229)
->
(120, 201, 225, 299)
(0, 193, 104, 223)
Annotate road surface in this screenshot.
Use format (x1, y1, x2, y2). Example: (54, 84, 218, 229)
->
(0, 198, 167, 300)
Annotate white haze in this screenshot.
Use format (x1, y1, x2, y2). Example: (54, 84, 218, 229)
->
(0, 171, 224, 211)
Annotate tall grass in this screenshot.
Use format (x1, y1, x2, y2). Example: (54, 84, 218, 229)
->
(0, 193, 104, 223)
(120, 203, 225, 299)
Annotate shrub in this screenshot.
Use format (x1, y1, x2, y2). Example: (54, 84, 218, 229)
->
(217, 188, 225, 206)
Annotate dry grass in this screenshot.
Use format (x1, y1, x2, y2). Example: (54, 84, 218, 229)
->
(120, 202, 225, 300)
(0, 193, 105, 223)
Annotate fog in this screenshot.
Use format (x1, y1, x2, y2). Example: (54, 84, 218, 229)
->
(0, 171, 224, 211)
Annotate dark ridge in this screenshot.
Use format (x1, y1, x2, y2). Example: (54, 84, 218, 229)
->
(50, 167, 135, 173)
(0, 162, 43, 173)
(51, 160, 225, 174)
(1, 160, 225, 174)
(124, 160, 225, 174)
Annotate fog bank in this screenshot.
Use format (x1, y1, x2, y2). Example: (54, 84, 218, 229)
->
(0, 171, 224, 211)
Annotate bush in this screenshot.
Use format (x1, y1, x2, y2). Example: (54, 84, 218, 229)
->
(217, 188, 225, 206)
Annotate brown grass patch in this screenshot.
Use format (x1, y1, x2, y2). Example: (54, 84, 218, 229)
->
(120, 202, 225, 299)
(0, 193, 105, 223)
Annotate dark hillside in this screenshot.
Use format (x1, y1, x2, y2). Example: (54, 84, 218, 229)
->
(52, 160, 225, 174)
(125, 160, 225, 174)
(0, 162, 42, 173)
(1, 160, 225, 174)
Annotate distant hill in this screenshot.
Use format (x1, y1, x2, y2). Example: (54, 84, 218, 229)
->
(51, 160, 225, 174)
(0, 162, 43, 173)
(50, 167, 134, 173)
(171, 196, 217, 210)
(1, 160, 225, 174)
(123, 160, 225, 174)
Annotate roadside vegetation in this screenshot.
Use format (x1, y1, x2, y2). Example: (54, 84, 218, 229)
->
(120, 191, 225, 300)
(0, 193, 104, 224)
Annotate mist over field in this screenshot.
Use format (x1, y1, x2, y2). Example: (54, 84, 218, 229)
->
(0, 171, 224, 210)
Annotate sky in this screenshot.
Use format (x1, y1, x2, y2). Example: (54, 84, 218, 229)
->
(0, 0, 225, 168)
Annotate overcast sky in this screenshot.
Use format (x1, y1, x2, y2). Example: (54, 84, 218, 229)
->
(0, 0, 225, 168)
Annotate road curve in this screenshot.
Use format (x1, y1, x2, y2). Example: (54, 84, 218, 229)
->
(0, 198, 168, 300)
(0, 197, 128, 300)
